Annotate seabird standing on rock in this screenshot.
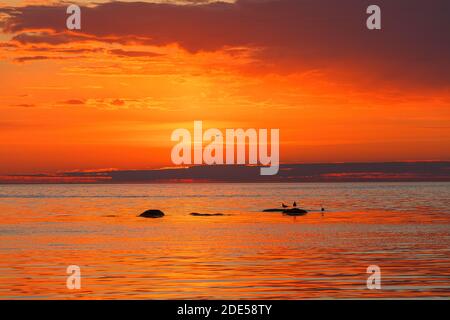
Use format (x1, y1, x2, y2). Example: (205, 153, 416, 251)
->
(282, 203, 288, 208)
(293, 201, 297, 207)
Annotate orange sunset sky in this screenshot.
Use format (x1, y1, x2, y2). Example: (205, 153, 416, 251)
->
(0, 0, 449, 176)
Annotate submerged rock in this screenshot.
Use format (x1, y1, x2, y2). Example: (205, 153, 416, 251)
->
(262, 208, 285, 212)
(139, 209, 165, 218)
(283, 208, 308, 216)
(190, 212, 225, 216)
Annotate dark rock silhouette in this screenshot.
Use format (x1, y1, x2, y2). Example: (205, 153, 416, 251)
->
(283, 208, 308, 216)
(190, 213, 226, 216)
(139, 209, 165, 218)
(263, 208, 285, 212)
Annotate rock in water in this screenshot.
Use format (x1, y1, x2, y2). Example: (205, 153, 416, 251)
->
(263, 208, 285, 212)
(139, 209, 165, 218)
(283, 208, 308, 216)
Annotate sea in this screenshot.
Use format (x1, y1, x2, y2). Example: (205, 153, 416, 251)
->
(0, 182, 449, 299)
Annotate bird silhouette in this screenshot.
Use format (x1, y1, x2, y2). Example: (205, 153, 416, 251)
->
(293, 201, 297, 207)
(281, 203, 288, 208)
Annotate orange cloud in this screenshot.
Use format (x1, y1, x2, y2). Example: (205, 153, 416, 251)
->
(0, 1, 449, 175)
(1, 0, 449, 90)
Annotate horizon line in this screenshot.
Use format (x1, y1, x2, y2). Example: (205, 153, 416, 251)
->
(1, 161, 449, 184)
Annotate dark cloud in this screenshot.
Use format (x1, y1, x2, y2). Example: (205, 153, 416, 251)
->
(12, 32, 89, 45)
(1, 0, 449, 88)
(13, 55, 51, 62)
(110, 99, 125, 106)
(0, 42, 17, 48)
(10, 31, 148, 46)
(9, 103, 35, 107)
(62, 99, 85, 105)
(1, 162, 449, 184)
(13, 54, 75, 63)
(108, 48, 163, 58)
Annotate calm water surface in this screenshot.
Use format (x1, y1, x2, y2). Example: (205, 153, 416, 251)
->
(0, 182, 449, 299)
